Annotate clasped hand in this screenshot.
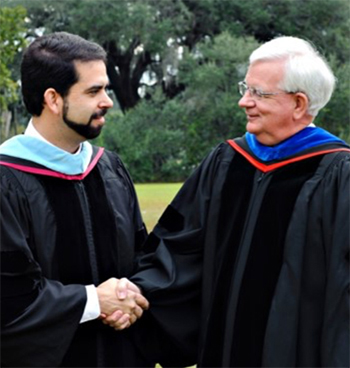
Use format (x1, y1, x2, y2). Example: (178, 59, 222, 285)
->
(96, 277, 149, 330)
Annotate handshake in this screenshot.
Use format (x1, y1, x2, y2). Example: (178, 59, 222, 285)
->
(96, 277, 149, 331)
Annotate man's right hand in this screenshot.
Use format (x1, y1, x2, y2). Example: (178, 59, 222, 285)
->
(96, 277, 149, 330)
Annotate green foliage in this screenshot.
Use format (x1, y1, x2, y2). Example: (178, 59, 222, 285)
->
(98, 90, 190, 182)
(4, 0, 194, 111)
(0, 6, 27, 111)
(98, 34, 261, 181)
(177, 34, 260, 165)
(25, 0, 191, 51)
(317, 58, 350, 142)
(192, 0, 350, 61)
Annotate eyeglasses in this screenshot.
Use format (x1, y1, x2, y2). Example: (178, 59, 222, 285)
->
(238, 81, 291, 99)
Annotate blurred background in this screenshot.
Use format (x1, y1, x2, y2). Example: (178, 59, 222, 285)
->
(1, 0, 349, 187)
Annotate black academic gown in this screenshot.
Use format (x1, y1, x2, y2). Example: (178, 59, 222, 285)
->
(131, 137, 350, 367)
(0, 147, 151, 367)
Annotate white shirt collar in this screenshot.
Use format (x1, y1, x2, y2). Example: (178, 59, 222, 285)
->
(25, 119, 82, 154)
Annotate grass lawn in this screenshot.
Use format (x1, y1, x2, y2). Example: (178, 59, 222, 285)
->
(135, 182, 183, 231)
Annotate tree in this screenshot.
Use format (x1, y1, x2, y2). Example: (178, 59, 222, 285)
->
(0, 5, 27, 141)
(97, 34, 260, 180)
(4, 0, 193, 112)
(317, 57, 350, 142)
(182, 0, 350, 61)
(97, 88, 189, 182)
(10, 0, 349, 111)
(168, 33, 260, 166)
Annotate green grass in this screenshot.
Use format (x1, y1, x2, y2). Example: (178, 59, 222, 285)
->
(135, 182, 182, 231)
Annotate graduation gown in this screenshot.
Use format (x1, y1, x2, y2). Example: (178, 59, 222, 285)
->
(131, 133, 350, 367)
(0, 144, 150, 367)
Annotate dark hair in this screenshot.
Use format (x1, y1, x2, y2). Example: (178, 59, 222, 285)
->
(21, 32, 107, 116)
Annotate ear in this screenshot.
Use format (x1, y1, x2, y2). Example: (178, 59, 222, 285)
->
(292, 92, 309, 120)
(43, 88, 63, 115)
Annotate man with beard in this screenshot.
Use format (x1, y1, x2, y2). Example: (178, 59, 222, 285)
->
(0, 32, 152, 367)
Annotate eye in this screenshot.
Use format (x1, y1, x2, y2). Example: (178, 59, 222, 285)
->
(88, 89, 99, 96)
(253, 88, 264, 98)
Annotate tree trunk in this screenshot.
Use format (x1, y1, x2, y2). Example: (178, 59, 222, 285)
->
(105, 40, 153, 113)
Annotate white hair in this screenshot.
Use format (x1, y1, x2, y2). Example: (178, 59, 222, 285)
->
(249, 36, 336, 116)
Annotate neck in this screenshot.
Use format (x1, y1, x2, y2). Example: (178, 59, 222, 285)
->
(32, 115, 82, 153)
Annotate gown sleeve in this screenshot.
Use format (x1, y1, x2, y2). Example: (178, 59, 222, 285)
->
(318, 153, 350, 367)
(130, 144, 225, 366)
(262, 151, 350, 367)
(1, 169, 87, 367)
(293, 152, 350, 367)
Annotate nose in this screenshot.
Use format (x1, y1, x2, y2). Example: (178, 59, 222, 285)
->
(100, 90, 114, 109)
(238, 91, 255, 108)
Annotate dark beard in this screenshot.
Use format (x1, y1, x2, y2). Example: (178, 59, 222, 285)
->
(63, 100, 107, 139)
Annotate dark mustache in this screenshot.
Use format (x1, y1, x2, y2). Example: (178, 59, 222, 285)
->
(91, 109, 108, 119)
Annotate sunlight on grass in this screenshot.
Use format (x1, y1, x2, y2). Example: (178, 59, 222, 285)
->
(135, 182, 182, 231)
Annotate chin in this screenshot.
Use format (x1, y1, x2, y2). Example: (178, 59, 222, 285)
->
(246, 122, 260, 135)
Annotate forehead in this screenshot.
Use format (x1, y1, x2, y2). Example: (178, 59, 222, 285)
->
(73, 60, 109, 87)
(245, 59, 286, 88)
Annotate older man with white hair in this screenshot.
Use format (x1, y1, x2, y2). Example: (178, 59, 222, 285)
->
(108, 36, 350, 368)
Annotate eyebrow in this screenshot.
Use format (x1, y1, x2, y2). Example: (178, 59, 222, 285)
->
(84, 83, 111, 93)
(244, 81, 262, 90)
(84, 85, 103, 93)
